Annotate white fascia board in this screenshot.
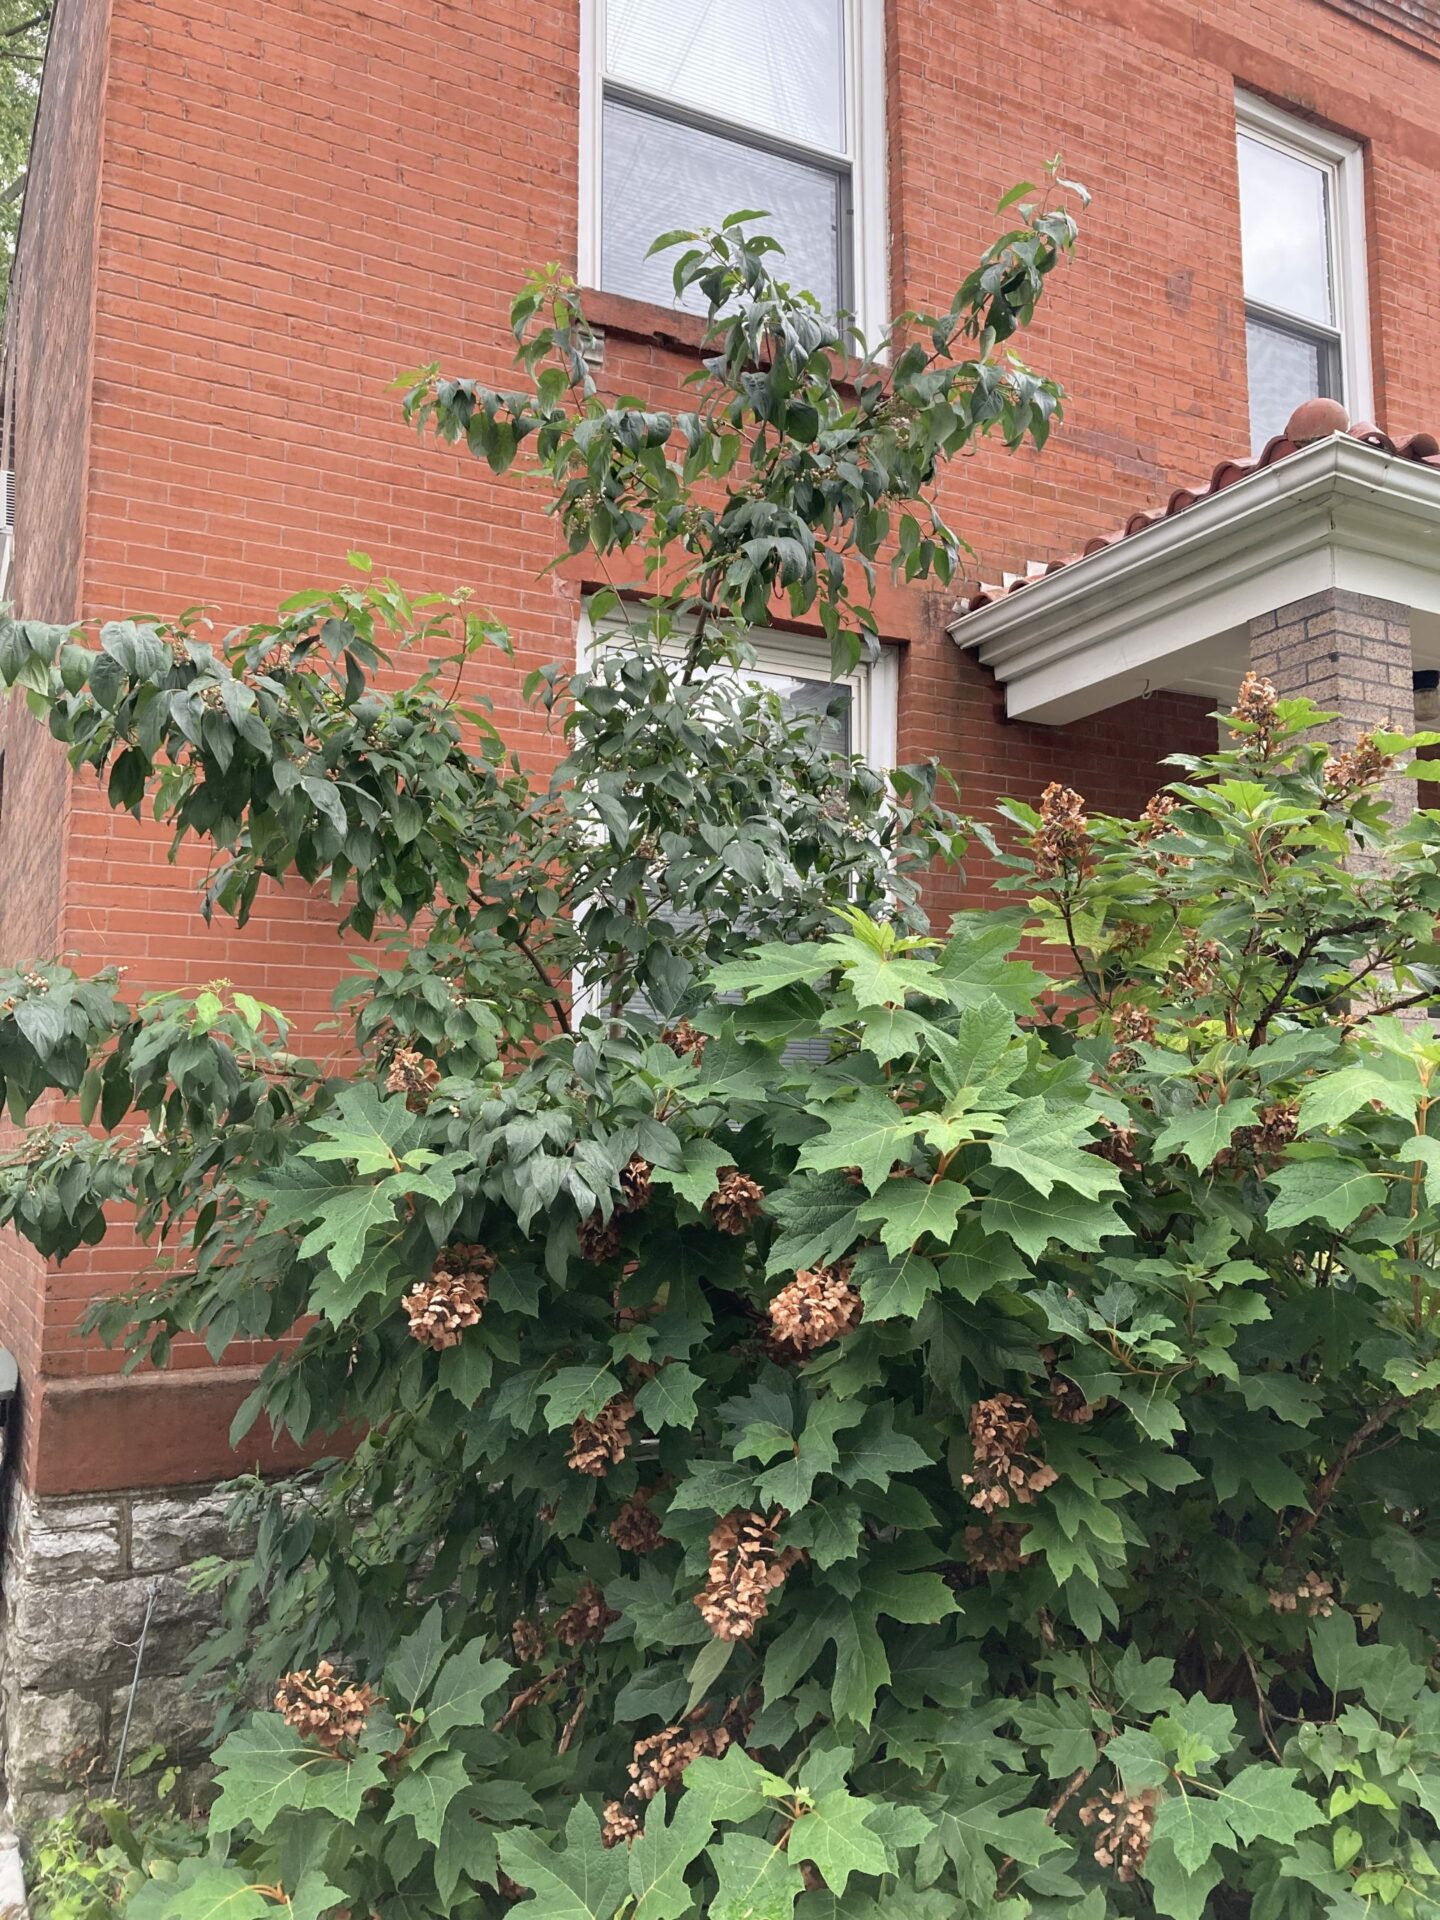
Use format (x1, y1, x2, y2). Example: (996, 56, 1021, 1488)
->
(949, 437, 1440, 725)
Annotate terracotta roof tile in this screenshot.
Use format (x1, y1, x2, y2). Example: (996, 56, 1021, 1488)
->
(960, 400, 1440, 615)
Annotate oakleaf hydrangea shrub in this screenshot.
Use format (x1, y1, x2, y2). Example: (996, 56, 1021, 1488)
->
(1, 180, 1438, 1918)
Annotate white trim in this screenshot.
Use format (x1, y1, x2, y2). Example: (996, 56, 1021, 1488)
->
(950, 435, 1440, 724)
(1236, 89, 1373, 431)
(577, 0, 888, 340)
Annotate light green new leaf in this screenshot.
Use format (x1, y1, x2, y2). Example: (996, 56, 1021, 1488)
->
(1266, 1160, 1388, 1232)
(796, 1088, 925, 1196)
(708, 1829, 804, 1920)
(856, 1176, 971, 1257)
(497, 1802, 630, 1920)
(392, 1748, 471, 1845)
(628, 1787, 714, 1920)
(1152, 1097, 1260, 1171)
(787, 1790, 890, 1896)
(636, 1362, 703, 1431)
(209, 1714, 386, 1835)
(978, 1173, 1124, 1260)
(426, 1640, 512, 1740)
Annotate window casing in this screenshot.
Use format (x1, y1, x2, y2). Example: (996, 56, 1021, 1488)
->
(1235, 91, 1372, 454)
(578, 0, 888, 341)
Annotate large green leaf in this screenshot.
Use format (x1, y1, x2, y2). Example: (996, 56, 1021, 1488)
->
(787, 1790, 889, 1895)
(497, 1803, 630, 1920)
(209, 1715, 386, 1835)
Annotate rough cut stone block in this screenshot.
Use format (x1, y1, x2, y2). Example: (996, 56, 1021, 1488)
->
(104, 1670, 220, 1765)
(15, 1497, 124, 1585)
(7, 1573, 219, 1694)
(128, 1487, 256, 1574)
(4, 1687, 104, 1792)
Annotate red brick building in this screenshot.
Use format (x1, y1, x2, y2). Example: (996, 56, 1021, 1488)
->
(2, 0, 1440, 1806)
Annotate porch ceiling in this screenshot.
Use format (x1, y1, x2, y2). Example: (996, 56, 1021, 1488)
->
(950, 431, 1440, 725)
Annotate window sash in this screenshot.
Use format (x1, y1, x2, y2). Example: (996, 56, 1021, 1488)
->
(578, 0, 887, 340)
(1234, 90, 1372, 452)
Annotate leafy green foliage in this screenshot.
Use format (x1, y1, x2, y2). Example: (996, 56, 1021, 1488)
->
(8, 189, 1440, 1920)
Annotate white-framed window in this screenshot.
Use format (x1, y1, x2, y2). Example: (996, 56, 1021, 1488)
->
(1235, 90, 1372, 454)
(575, 608, 898, 774)
(577, 0, 888, 340)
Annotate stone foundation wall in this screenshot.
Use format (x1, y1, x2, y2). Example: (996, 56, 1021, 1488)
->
(0, 1482, 253, 1820)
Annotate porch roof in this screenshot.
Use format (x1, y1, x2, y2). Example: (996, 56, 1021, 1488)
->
(949, 401, 1440, 725)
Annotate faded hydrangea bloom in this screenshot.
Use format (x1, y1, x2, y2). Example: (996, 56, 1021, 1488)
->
(768, 1261, 861, 1357)
(1229, 670, 1279, 754)
(706, 1167, 766, 1235)
(385, 1046, 441, 1113)
(1079, 1786, 1157, 1882)
(274, 1660, 376, 1753)
(1031, 781, 1094, 879)
(555, 1581, 619, 1647)
(695, 1510, 801, 1640)
(404, 1245, 495, 1350)
(609, 1485, 664, 1553)
(568, 1394, 636, 1477)
(961, 1393, 1058, 1514)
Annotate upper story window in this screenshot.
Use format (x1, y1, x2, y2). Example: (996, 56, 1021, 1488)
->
(579, 0, 887, 339)
(1236, 91, 1372, 453)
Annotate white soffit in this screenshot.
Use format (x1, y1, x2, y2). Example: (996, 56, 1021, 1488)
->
(950, 435, 1440, 725)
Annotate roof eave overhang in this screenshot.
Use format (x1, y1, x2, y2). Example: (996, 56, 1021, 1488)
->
(949, 436, 1440, 725)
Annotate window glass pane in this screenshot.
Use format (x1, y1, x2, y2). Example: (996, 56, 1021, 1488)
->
(759, 670, 852, 754)
(1238, 132, 1333, 325)
(1246, 315, 1325, 452)
(602, 99, 843, 312)
(605, 0, 846, 153)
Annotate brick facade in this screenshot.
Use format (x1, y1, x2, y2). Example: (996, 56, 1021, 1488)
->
(2, 0, 1439, 1501)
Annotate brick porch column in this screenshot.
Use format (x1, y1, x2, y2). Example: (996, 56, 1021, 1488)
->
(1248, 589, 1415, 824)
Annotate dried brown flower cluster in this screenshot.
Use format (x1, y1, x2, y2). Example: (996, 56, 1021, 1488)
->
(1172, 931, 1222, 998)
(1212, 1099, 1300, 1174)
(601, 1802, 643, 1848)
(1047, 1371, 1095, 1426)
(1137, 791, 1179, 841)
(962, 1520, 1036, 1576)
(961, 1394, 1058, 1514)
(1108, 1001, 1158, 1076)
(610, 1485, 664, 1553)
(568, 1394, 636, 1477)
(1031, 782, 1094, 880)
(1325, 732, 1395, 794)
(385, 1047, 441, 1113)
(767, 1262, 861, 1358)
(404, 1244, 493, 1350)
(1080, 1786, 1157, 1882)
(618, 1154, 653, 1214)
(1092, 1118, 1143, 1175)
(661, 1019, 707, 1064)
(706, 1167, 766, 1235)
(629, 1720, 733, 1805)
(695, 1510, 802, 1641)
(274, 1660, 376, 1753)
(577, 1211, 624, 1265)
(1268, 1570, 1335, 1618)
(1229, 670, 1279, 754)
(511, 1617, 546, 1665)
(555, 1581, 619, 1647)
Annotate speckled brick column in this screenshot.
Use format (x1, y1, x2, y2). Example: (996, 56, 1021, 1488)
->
(1249, 590, 1415, 824)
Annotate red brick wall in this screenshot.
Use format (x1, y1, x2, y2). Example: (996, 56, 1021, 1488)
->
(0, 0, 112, 1458)
(7, 0, 1440, 1488)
